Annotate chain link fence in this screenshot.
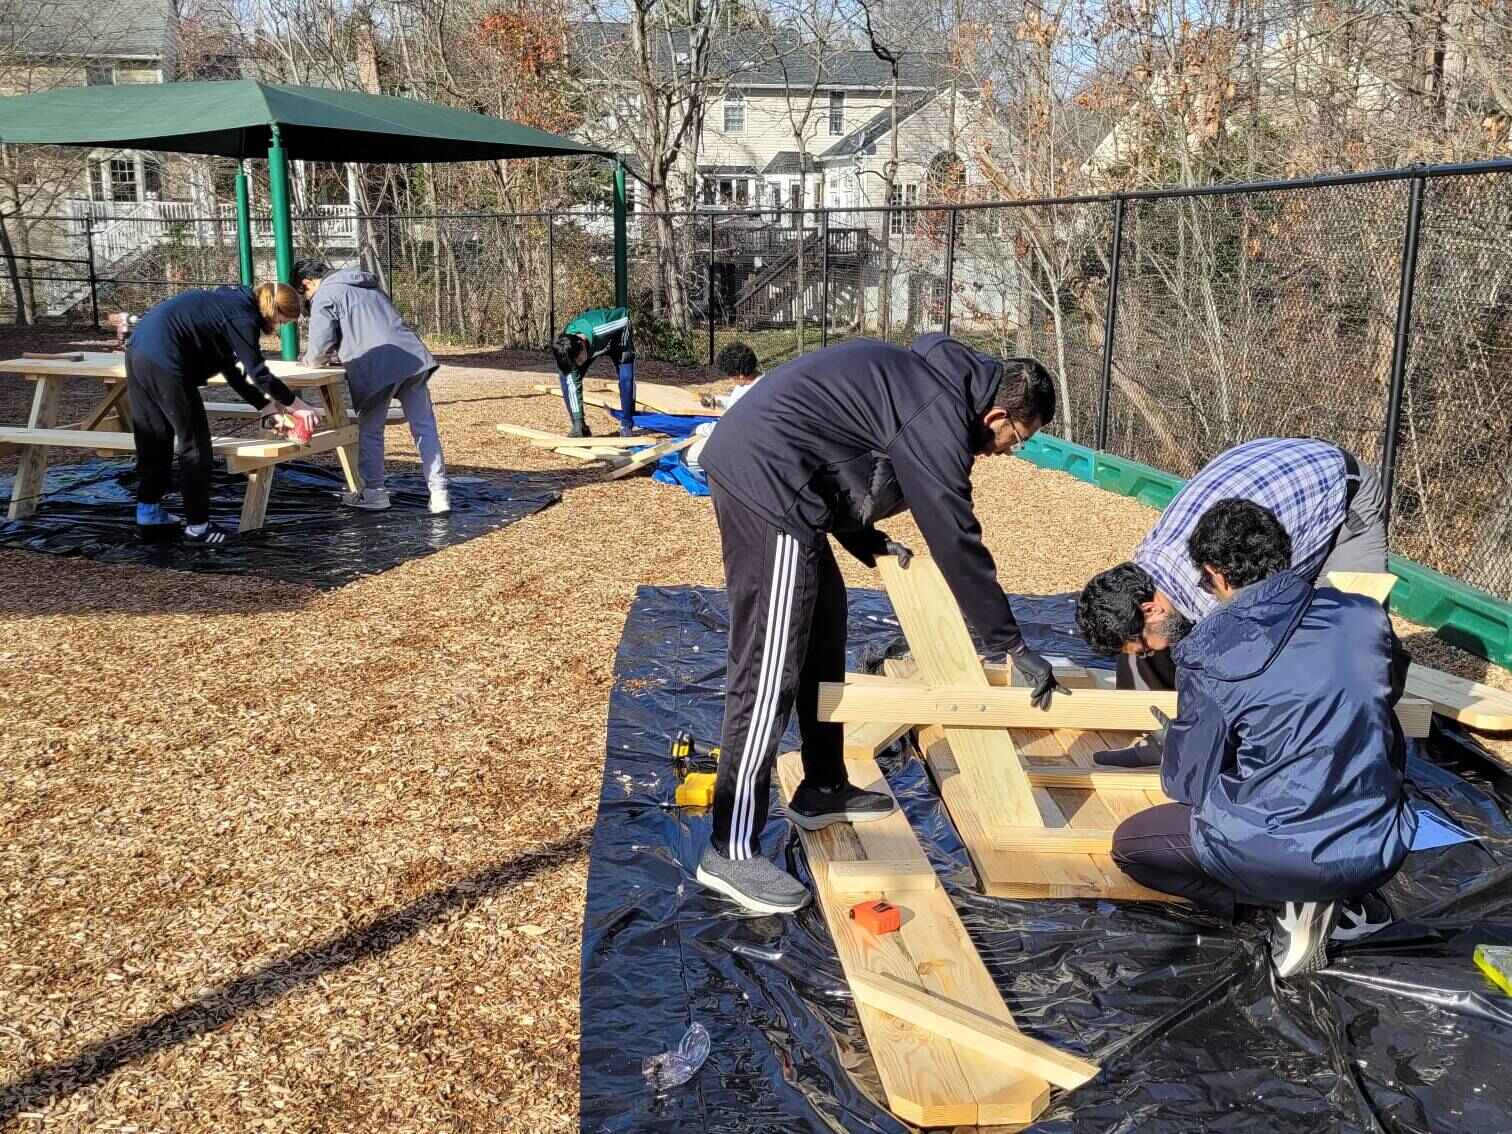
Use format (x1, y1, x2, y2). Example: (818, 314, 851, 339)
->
(5, 160, 1510, 599)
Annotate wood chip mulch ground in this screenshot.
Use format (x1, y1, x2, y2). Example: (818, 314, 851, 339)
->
(1, 331, 1507, 1132)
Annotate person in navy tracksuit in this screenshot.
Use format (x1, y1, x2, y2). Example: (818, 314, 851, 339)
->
(693, 335, 1064, 915)
(1111, 498, 1415, 979)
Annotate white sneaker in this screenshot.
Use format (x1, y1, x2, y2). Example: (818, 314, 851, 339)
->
(429, 488, 451, 515)
(1270, 901, 1339, 979)
(341, 487, 391, 511)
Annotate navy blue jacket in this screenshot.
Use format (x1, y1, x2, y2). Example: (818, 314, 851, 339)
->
(128, 286, 294, 409)
(1164, 571, 1415, 903)
(700, 334, 1025, 655)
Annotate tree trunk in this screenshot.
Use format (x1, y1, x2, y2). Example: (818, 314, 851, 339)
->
(0, 213, 27, 327)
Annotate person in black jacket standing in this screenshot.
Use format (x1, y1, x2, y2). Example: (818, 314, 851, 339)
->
(126, 283, 320, 545)
(695, 334, 1064, 914)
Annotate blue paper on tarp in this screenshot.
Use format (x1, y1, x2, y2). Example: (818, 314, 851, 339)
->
(651, 450, 710, 497)
(1412, 804, 1482, 851)
(581, 586, 1512, 1134)
(613, 409, 718, 438)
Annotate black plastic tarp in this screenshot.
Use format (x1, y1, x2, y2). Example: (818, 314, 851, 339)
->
(0, 459, 559, 588)
(581, 585, 1512, 1133)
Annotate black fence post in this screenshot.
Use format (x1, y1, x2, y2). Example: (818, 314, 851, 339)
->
(707, 211, 716, 366)
(1095, 197, 1126, 452)
(384, 214, 394, 293)
(821, 209, 831, 348)
(546, 211, 556, 347)
(942, 207, 958, 335)
(83, 213, 99, 329)
(1381, 173, 1427, 527)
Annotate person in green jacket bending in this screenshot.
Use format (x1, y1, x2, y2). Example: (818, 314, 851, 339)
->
(551, 306, 637, 437)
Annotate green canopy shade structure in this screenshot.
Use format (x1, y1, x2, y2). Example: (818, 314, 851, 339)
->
(0, 80, 625, 356)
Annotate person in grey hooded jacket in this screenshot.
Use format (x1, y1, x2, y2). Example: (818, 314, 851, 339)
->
(295, 260, 450, 514)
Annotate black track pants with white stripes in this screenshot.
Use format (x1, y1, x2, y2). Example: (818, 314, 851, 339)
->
(709, 480, 848, 860)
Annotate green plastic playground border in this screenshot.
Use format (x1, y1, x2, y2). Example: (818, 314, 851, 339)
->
(1017, 433, 1512, 672)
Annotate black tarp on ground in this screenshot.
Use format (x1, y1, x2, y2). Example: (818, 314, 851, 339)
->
(0, 459, 559, 588)
(581, 585, 1512, 1134)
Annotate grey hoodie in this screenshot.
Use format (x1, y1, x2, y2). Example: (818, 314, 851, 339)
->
(304, 269, 437, 410)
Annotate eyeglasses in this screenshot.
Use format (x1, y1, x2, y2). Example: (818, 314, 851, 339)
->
(1008, 422, 1031, 452)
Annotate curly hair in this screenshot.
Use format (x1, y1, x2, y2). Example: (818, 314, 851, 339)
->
(716, 340, 759, 378)
(1187, 498, 1293, 588)
(996, 357, 1057, 426)
(552, 333, 587, 374)
(1076, 561, 1156, 655)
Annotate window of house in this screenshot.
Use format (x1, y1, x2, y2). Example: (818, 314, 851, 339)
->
(735, 178, 749, 207)
(769, 183, 782, 221)
(718, 178, 734, 205)
(889, 183, 917, 235)
(89, 161, 105, 201)
(829, 91, 846, 136)
(109, 157, 138, 203)
(789, 182, 802, 228)
(142, 157, 163, 199)
(85, 64, 114, 86)
(723, 91, 745, 133)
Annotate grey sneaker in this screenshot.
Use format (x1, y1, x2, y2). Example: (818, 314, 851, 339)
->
(342, 487, 391, 511)
(695, 845, 811, 915)
(1270, 901, 1339, 979)
(1331, 892, 1394, 944)
(787, 781, 895, 831)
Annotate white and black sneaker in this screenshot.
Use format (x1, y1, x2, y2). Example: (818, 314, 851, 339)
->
(695, 845, 811, 915)
(183, 522, 233, 546)
(1270, 901, 1339, 979)
(1331, 892, 1394, 944)
(786, 781, 895, 831)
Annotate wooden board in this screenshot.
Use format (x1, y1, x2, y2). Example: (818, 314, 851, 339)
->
(918, 724, 1180, 902)
(0, 352, 343, 384)
(849, 971, 1099, 1091)
(603, 435, 697, 481)
(1325, 570, 1399, 604)
(876, 556, 1040, 831)
(819, 678, 1433, 738)
(552, 446, 631, 465)
(223, 425, 362, 473)
(843, 720, 912, 761)
(775, 751, 1051, 1126)
(0, 427, 139, 450)
(497, 423, 665, 447)
(1405, 664, 1512, 732)
(586, 378, 719, 417)
(826, 859, 939, 893)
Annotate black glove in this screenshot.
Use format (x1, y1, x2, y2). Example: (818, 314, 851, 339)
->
(1012, 648, 1067, 711)
(881, 538, 913, 568)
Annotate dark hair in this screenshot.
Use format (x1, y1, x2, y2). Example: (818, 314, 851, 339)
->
(292, 258, 330, 289)
(995, 357, 1056, 426)
(716, 341, 759, 378)
(1187, 498, 1293, 589)
(552, 333, 587, 373)
(1076, 561, 1156, 655)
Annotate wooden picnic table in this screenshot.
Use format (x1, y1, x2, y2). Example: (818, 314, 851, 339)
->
(0, 351, 360, 531)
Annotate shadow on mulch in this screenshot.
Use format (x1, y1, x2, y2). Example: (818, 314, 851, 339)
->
(0, 826, 591, 1126)
(0, 458, 564, 594)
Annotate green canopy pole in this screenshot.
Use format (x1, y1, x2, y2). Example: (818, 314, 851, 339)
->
(613, 157, 628, 309)
(234, 161, 254, 286)
(267, 124, 299, 359)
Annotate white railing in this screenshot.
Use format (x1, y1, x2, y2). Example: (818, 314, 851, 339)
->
(63, 199, 361, 258)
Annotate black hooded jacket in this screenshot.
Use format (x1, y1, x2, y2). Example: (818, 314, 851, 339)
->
(127, 286, 295, 409)
(700, 333, 1025, 656)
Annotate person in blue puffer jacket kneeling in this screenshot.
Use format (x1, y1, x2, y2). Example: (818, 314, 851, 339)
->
(1111, 498, 1416, 980)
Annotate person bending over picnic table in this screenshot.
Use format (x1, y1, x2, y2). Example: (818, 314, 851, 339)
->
(1076, 436, 1388, 766)
(294, 259, 450, 515)
(551, 306, 637, 438)
(1109, 498, 1413, 978)
(692, 336, 1067, 915)
(126, 283, 319, 546)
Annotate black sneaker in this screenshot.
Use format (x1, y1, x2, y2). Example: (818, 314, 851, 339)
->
(619, 423, 644, 438)
(786, 781, 895, 831)
(1331, 891, 1394, 944)
(1270, 901, 1339, 979)
(694, 845, 811, 915)
(184, 522, 234, 546)
(567, 419, 592, 439)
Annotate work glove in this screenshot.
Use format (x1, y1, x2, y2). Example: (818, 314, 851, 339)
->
(881, 538, 913, 568)
(1012, 648, 1067, 710)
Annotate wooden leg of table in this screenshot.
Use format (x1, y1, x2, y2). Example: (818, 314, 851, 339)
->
(240, 467, 275, 531)
(8, 375, 61, 520)
(89, 381, 131, 456)
(317, 382, 360, 491)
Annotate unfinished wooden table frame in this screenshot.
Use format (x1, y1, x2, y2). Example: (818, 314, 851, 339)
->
(0, 352, 358, 530)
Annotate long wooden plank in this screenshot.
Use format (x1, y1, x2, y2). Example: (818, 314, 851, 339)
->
(1404, 664, 1512, 732)
(224, 425, 362, 472)
(876, 556, 1040, 830)
(587, 378, 719, 417)
(1026, 765, 1167, 793)
(776, 751, 1050, 1126)
(0, 426, 137, 450)
(0, 353, 343, 384)
(850, 971, 1100, 1091)
(497, 424, 665, 447)
(820, 679, 1433, 737)
(827, 859, 939, 893)
(843, 720, 912, 761)
(1325, 570, 1399, 604)
(603, 435, 697, 480)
